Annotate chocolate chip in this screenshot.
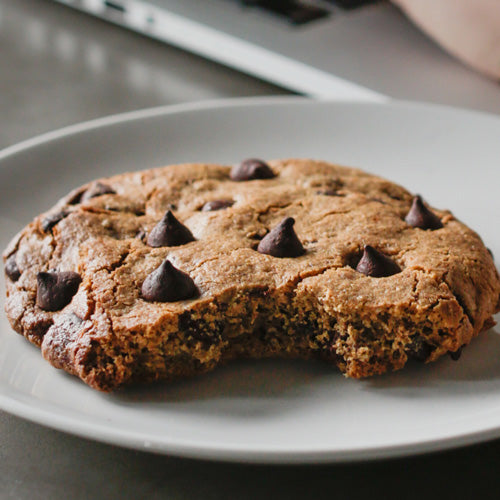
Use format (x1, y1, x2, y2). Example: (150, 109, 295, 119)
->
(5, 254, 21, 281)
(356, 245, 401, 278)
(147, 210, 195, 247)
(449, 347, 463, 361)
(81, 182, 116, 202)
(36, 271, 82, 311)
(201, 200, 234, 212)
(142, 259, 198, 302)
(230, 158, 275, 181)
(41, 210, 70, 233)
(257, 217, 305, 258)
(405, 195, 443, 230)
(406, 336, 435, 362)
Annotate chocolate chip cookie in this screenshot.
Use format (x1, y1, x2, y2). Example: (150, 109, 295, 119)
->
(4, 159, 500, 391)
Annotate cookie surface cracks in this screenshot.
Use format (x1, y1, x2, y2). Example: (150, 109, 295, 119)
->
(3, 159, 500, 391)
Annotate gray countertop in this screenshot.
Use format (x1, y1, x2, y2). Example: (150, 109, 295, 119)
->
(2, 1, 500, 499)
(0, 0, 287, 149)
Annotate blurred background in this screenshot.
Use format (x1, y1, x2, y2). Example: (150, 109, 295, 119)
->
(2, 0, 500, 148)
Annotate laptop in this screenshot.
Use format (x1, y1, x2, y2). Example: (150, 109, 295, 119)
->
(52, 0, 500, 113)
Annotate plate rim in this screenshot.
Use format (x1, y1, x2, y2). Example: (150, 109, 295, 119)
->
(2, 95, 500, 164)
(3, 383, 500, 464)
(2, 96, 500, 464)
(0, 96, 311, 162)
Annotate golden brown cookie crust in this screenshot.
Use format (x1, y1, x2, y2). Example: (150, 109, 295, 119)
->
(4, 159, 500, 390)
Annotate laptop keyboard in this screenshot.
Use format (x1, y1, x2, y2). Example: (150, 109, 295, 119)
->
(237, 0, 381, 25)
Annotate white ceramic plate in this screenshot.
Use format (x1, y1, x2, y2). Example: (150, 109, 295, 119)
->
(2, 97, 500, 464)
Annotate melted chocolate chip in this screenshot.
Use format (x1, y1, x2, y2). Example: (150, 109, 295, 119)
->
(201, 200, 234, 212)
(405, 196, 443, 230)
(81, 182, 116, 202)
(257, 217, 305, 258)
(355, 245, 401, 278)
(406, 336, 435, 362)
(36, 271, 82, 311)
(5, 254, 21, 281)
(449, 347, 463, 361)
(147, 210, 195, 247)
(41, 210, 70, 233)
(230, 158, 275, 181)
(142, 260, 198, 302)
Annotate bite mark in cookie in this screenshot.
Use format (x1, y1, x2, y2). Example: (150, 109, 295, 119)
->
(3, 159, 500, 391)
